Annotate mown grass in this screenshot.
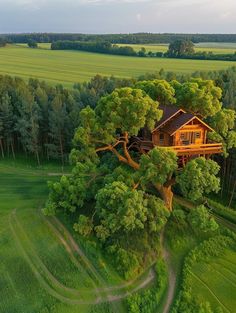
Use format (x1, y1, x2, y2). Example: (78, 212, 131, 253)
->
(0, 44, 236, 88)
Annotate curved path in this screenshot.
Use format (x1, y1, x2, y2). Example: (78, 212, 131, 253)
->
(9, 208, 155, 307)
(160, 231, 176, 313)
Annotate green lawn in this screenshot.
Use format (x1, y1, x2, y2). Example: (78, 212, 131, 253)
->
(0, 44, 236, 88)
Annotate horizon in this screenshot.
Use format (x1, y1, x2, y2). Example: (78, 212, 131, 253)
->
(0, 0, 235, 34)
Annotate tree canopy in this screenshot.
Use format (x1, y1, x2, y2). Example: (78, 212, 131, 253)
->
(43, 79, 227, 278)
(167, 40, 195, 57)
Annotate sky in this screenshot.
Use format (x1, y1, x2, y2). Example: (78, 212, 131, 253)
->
(0, 0, 235, 34)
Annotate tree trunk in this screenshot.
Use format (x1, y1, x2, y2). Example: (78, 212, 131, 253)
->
(0, 138, 4, 158)
(228, 180, 236, 208)
(10, 141, 15, 159)
(156, 184, 173, 211)
(35, 150, 40, 166)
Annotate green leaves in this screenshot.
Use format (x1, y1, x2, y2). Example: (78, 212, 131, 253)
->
(95, 181, 148, 238)
(188, 205, 218, 233)
(94, 180, 168, 241)
(95, 87, 162, 136)
(208, 108, 235, 137)
(139, 147, 178, 186)
(172, 78, 222, 117)
(135, 79, 176, 105)
(73, 215, 93, 237)
(208, 108, 236, 156)
(177, 157, 220, 201)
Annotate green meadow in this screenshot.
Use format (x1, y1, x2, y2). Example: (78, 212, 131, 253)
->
(0, 158, 157, 313)
(0, 44, 236, 88)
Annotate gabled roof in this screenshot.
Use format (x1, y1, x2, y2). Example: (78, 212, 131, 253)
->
(162, 113, 195, 135)
(152, 105, 214, 136)
(152, 105, 185, 132)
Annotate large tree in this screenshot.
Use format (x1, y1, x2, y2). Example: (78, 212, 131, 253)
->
(44, 82, 224, 278)
(167, 40, 195, 57)
(45, 85, 222, 217)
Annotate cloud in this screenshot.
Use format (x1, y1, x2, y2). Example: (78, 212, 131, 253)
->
(136, 13, 141, 21)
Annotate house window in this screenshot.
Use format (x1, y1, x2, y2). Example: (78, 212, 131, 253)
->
(180, 133, 185, 140)
(195, 132, 201, 139)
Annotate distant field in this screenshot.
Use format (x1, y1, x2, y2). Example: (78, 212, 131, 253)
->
(119, 42, 236, 54)
(0, 44, 236, 88)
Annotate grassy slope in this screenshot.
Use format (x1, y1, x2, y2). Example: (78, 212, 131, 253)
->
(0, 157, 160, 313)
(0, 44, 236, 88)
(0, 158, 125, 313)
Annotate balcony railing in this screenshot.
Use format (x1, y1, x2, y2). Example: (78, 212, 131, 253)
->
(133, 137, 223, 156)
(168, 143, 223, 156)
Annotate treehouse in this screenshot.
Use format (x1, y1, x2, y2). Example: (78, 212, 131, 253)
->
(133, 105, 223, 165)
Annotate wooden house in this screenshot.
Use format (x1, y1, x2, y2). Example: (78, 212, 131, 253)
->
(133, 105, 223, 164)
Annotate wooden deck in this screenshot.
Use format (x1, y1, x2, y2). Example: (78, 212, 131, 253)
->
(169, 143, 223, 156)
(133, 138, 223, 156)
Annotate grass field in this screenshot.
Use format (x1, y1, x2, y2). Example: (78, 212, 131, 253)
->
(119, 42, 236, 55)
(189, 249, 236, 312)
(0, 44, 236, 88)
(0, 157, 159, 313)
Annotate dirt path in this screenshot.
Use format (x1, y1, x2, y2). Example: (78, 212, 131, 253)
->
(50, 215, 155, 293)
(10, 208, 156, 308)
(160, 231, 177, 313)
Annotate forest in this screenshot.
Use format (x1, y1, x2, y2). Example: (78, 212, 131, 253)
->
(1, 32, 236, 44)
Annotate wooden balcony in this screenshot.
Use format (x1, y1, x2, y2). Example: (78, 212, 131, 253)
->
(132, 137, 223, 156)
(168, 143, 223, 156)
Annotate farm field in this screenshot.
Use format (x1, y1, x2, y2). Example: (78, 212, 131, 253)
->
(0, 158, 158, 313)
(0, 44, 236, 88)
(119, 42, 236, 54)
(190, 249, 236, 312)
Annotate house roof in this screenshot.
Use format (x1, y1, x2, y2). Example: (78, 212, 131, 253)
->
(152, 105, 185, 132)
(162, 113, 195, 135)
(153, 105, 214, 135)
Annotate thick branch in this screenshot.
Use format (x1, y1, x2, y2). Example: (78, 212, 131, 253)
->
(96, 143, 129, 165)
(122, 132, 140, 170)
(96, 134, 140, 170)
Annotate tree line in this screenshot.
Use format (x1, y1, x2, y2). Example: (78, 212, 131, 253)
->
(0, 38, 6, 47)
(51, 39, 236, 62)
(1, 32, 236, 44)
(51, 40, 137, 56)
